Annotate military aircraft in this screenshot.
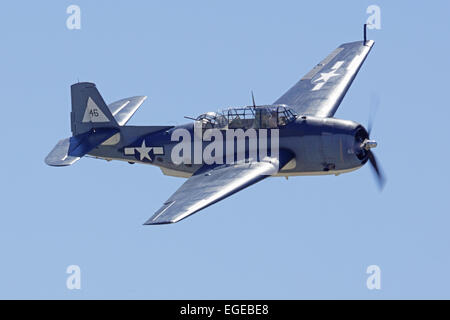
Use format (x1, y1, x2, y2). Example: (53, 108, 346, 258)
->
(46, 27, 383, 225)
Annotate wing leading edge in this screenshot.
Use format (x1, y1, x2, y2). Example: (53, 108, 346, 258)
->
(274, 40, 374, 118)
(145, 152, 293, 225)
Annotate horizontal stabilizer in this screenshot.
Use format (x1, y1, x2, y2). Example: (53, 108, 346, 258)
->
(45, 138, 81, 166)
(45, 128, 119, 167)
(108, 96, 147, 126)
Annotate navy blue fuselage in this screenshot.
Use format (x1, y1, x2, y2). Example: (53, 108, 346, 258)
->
(87, 115, 369, 178)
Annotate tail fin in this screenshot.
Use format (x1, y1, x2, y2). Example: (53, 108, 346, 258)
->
(70, 82, 118, 135)
(45, 82, 119, 166)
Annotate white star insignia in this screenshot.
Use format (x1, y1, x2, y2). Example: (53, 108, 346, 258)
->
(135, 140, 152, 161)
(313, 70, 340, 83)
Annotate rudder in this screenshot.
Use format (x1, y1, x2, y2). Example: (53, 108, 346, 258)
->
(71, 82, 118, 135)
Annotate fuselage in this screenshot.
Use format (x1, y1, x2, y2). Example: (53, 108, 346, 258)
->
(87, 110, 370, 178)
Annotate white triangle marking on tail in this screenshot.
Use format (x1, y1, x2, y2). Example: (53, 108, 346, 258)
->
(82, 97, 110, 123)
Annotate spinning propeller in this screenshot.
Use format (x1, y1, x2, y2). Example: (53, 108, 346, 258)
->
(360, 94, 386, 190)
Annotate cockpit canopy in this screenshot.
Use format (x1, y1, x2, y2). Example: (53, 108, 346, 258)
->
(195, 105, 297, 129)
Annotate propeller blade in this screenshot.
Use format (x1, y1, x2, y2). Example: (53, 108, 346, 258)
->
(367, 150, 386, 190)
(251, 91, 256, 107)
(367, 118, 373, 136)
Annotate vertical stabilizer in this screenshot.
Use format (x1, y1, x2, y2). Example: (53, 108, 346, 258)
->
(71, 82, 118, 135)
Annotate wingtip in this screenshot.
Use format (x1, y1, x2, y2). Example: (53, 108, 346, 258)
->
(143, 220, 174, 226)
(365, 39, 375, 47)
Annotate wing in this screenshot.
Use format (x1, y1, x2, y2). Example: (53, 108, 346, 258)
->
(274, 40, 374, 117)
(108, 96, 147, 126)
(145, 155, 292, 225)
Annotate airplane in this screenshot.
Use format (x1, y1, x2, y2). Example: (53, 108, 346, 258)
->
(45, 26, 384, 225)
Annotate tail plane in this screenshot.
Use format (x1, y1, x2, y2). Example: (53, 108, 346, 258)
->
(45, 82, 146, 166)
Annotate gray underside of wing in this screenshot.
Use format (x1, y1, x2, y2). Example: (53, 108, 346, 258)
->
(274, 40, 374, 118)
(108, 96, 147, 126)
(145, 159, 282, 225)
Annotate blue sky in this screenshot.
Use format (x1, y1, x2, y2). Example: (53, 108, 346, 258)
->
(0, 0, 449, 299)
